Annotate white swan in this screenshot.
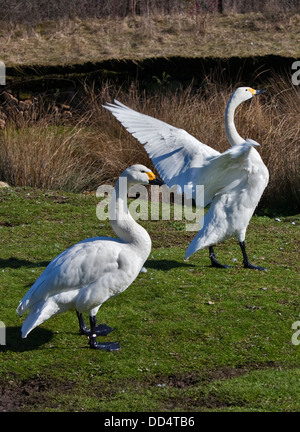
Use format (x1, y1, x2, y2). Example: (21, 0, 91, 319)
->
(17, 164, 163, 350)
(104, 87, 269, 270)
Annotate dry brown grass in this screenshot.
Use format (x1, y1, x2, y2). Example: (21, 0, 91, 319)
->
(90, 79, 300, 212)
(1, 12, 299, 66)
(0, 115, 100, 191)
(0, 76, 299, 212)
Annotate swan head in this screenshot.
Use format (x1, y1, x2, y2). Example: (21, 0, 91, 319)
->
(120, 164, 164, 187)
(231, 87, 266, 105)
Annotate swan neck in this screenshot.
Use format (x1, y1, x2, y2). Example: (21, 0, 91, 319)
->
(109, 177, 151, 249)
(110, 178, 129, 223)
(225, 96, 245, 146)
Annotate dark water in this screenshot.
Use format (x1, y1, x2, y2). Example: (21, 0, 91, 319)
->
(4, 55, 296, 105)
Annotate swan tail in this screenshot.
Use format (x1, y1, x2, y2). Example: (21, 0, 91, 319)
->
(16, 300, 29, 316)
(20, 299, 60, 338)
(16, 277, 48, 317)
(185, 232, 212, 259)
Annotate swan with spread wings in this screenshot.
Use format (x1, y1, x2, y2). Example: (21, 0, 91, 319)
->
(104, 88, 269, 270)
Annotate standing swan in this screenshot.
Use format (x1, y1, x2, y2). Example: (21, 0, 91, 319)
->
(17, 165, 163, 350)
(104, 87, 269, 270)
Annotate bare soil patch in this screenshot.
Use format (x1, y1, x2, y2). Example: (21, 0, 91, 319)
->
(0, 375, 75, 412)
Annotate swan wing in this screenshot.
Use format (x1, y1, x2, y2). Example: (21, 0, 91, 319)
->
(195, 140, 260, 206)
(103, 100, 220, 190)
(17, 238, 125, 314)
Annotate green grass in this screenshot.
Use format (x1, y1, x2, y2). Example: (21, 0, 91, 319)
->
(0, 186, 299, 412)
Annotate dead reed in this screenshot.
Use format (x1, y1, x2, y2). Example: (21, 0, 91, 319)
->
(84, 77, 300, 212)
(0, 76, 299, 212)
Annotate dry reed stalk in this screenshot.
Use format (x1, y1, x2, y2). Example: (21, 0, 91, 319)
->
(0, 77, 299, 212)
(86, 78, 299, 212)
(0, 120, 98, 191)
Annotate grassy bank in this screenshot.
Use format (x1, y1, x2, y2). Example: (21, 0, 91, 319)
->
(0, 186, 299, 412)
(1, 12, 299, 66)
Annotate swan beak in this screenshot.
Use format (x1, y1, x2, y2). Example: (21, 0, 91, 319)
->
(147, 172, 164, 185)
(255, 89, 266, 95)
(146, 171, 156, 181)
(249, 88, 266, 95)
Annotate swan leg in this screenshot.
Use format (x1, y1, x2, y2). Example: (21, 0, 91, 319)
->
(239, 241, 267, 271)
(76, 312, 114, 336)
(88, 315, 121, 351)
(209, 246, 231, 269)
(77, 311, 88, 334)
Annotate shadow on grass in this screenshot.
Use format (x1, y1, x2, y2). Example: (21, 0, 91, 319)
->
(0, 257, 50, 269)
(145, 259, 195, 271)
(0, 326, 53, 352)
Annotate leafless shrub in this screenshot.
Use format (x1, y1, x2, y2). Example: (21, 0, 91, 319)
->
(0, 1, 298, 26)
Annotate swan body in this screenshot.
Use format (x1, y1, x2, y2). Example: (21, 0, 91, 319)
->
(17, 164, 163, 350)
(185, 140, 268, 258)
(104, 87, 269, 269)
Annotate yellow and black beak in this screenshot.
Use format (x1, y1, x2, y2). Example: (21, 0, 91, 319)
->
(249, 88, 266, 95)
(146, 171, 164, 186)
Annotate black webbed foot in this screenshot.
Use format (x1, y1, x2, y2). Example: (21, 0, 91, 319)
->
(80, 323, 114, 337)
(243, 262, 267, 271)
(209, 246, 231, 269)
(77, 312, 120, 351)
(239, 241, 267, 271)
(210, 256, 231, 269)
(77, 312, 114, 336)
(91, 323, 115, 336)
(89, 336, 121, 351)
